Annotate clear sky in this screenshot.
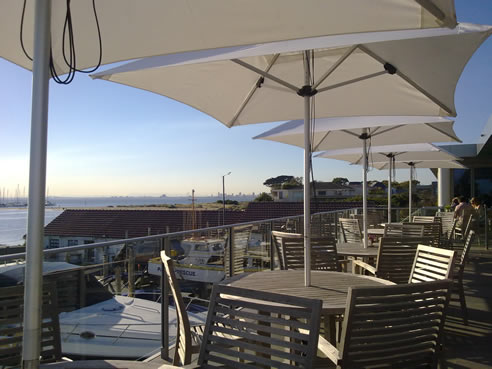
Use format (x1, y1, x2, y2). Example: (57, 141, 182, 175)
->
(1, 0, 491, 197)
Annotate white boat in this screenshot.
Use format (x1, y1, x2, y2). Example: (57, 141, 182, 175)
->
(148, 238, 226, 283)
(0, 261, 207, 360)
(59, 295, 206, 359)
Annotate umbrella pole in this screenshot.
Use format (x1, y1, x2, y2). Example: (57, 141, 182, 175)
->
(409, 164, 413, 220)
(302, 51, 311, 287)
(388, 155, 392, 223)
(22, 1, 51, 368)
(362, 130, 368, 248)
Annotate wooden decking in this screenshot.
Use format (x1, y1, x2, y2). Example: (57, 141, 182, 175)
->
(442, 246, 492, 368)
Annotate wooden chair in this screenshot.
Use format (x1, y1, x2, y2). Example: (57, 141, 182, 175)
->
(383, 222, 424, 237)
(454, 230, 475, 324)
(352, 236, 433, 284)
(436, 211, 455, 237)
(339, 218, 362, 243)
(317, 280, 452, 368)
(196, 284, 322, 368)
(224, 225, 252, 277)
(409, 245, 456, 283)
(0, 283, 62, 367)
(161, 251, 205, 365)
(412, 215, 437, 223)
(272, 231, 341, 271)
(417, 221, 442, 247)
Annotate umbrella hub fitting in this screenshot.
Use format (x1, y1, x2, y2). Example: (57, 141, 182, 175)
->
(384, 63, 397, 75)
(359, 132, 371, 140)
(297, 85, 318, 97)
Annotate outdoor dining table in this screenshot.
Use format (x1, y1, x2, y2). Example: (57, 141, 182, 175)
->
(221, 269, 393, 342)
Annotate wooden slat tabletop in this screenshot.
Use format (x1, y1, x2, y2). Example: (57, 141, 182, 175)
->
(222, 270, 393, 314)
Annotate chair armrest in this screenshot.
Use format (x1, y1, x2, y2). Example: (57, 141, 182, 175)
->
(317, 334, 340, 364)
(352, 259, 376, 275)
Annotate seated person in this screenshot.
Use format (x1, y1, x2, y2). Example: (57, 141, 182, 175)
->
(454, 196, 473, 229)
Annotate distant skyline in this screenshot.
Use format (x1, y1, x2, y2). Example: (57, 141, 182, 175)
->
(1, 0, 491, 197)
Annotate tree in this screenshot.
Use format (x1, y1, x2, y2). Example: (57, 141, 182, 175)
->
(263, 175, 302, 189)
(254, 192, 274, 202)
(332, 177, 349, 186)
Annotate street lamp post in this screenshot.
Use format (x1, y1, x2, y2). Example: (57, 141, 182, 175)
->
(222, 172, 231, 225)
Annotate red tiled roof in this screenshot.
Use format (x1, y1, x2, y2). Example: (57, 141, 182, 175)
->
(44, 202, 368, 238)
(44, 209, 242, 239)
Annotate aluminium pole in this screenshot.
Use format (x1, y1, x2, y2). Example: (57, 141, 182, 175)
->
(22, 1, 51, 368)
(303, 51, 311, 287)
(409, 164, 413, 220)
(388, 155, 392, 223)
(362, 131, 368, 248)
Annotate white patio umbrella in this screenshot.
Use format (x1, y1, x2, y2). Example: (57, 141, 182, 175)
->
(93, 23, 491, 286)
(371, 159, 466, 217)
(0, 2, 462, 366)
(316, 143, 461, 222)
(254, 117, 461, 247)
(0, 3, 463, 365)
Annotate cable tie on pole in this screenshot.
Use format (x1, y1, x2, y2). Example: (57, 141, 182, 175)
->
(256, 77, 265, 88)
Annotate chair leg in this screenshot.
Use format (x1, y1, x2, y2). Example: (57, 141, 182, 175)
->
(457, 279, 468, 325)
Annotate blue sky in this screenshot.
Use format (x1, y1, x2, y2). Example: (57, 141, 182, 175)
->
(1, 0, 491, 197)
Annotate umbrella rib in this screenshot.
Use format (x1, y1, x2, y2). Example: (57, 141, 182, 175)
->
(370, 125, 404, 137)
(357, 44, 455, 116)
(414, 0, 448, 23)
(312, 45, 358, 90)
(231, 58, 299, 92)
(316, 70, 387, 93)
(424, 123, 461, 142)
(228, 54, 281, 126)
(312, 131, 331, 152)
(341, 129, 361, 138)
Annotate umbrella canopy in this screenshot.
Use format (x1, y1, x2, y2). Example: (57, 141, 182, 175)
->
(316, 143, 461, 222)
(372, 159, 466, 217)
(254, 117, 460, 151)
(254, 116, 461, 246)
(92, 24, 491, 284)
(1, 0, 457, 73)
(92, 23, 492, 124)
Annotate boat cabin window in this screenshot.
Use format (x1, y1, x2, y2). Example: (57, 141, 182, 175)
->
(195, 244, 210, 251)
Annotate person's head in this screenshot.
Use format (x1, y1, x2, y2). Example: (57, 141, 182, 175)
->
(471, 197, 481, 208)
(451, 197, 460, 206)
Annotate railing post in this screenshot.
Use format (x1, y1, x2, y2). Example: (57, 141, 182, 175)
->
(161, 231, 171, 361)
(269, 221, 275, 271)
(485, 207, 489, 250)
(115, 266, 122, 295)
(128, 244, 135, 298)
(228, 226, 234, 277)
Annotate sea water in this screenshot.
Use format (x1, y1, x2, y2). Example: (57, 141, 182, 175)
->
(0, 195, 254, 245)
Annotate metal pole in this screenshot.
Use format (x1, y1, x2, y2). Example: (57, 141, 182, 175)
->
(222, 172, 231, 226)
(303, 51, 311, 286)
(22, 1, 51, 367)
(409, 165, 413, 220)
(387, 156, 392, 223)
(362, 131, 368, 248)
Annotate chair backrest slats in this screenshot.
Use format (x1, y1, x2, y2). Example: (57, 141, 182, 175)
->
(409, 245, 455, 284)
(198, 284, 322, 368)
(224, 225, 252, 277)
(383, 223, 425, 238)
(338, 280, 452, 369)
(0, 283, 61, 367)
(340, 218, 362, 243)
(375, 236, 433, 284)
(272, 231, 340, 271)
(412, 215, 437, 223)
